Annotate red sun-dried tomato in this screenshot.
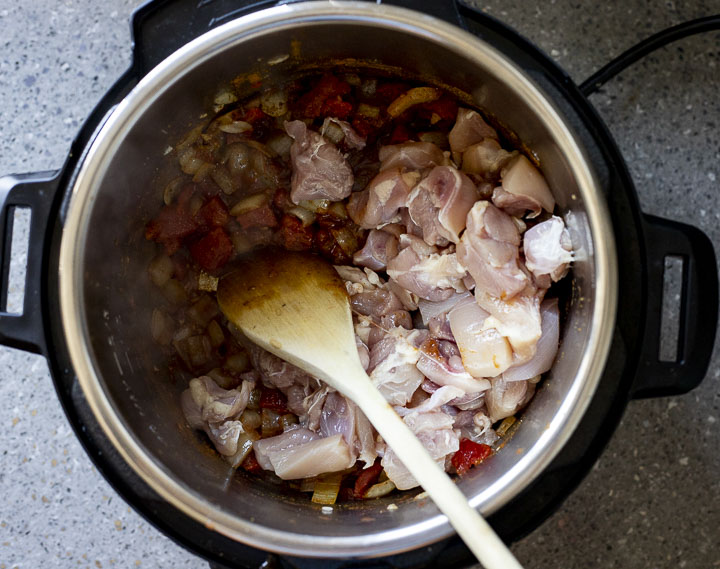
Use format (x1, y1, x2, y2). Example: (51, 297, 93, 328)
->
(451, 438, 493, 476)
(195, 195, 229, 230)
(279, 214, 314, 251)
(189, 227, 233, 272)
(353, 462, 383, 499)
(241, 451, 263, 474)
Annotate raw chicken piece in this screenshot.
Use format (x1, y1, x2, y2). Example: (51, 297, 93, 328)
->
(461, 139, 515, 179)
(457, 200, 529, 299)
(368, 327, 426, 406)
(180, 376, 255, 456)
(378, 141, 446, 172)
(407, 165, 478, 246)
(448, 296, 514, 378)
(395, 385, 465, 416)
(493, 155, 554, 218)
(381, 411, 460, 490)
(417, 337, 491, 393)
(503, 299, 560, 381)
(475, 290, 542, 363)
(285, 120, 354, 203)
(448, 108, 498, 158)
(347, 167, 420, 228)
(320, 391, 377, 466)
(485, 377, 536, 422)
(254, 429, 354, 479)
(353, 228, 399, 271)
(387, 235, 467, 301)
(523, 216, 573, 282)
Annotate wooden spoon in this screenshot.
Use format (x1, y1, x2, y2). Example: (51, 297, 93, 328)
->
(217, 250, 523, 569)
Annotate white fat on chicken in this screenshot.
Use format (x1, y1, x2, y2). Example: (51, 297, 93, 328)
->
(475, 290, 542, 363)
(448, 296, 513, 378)
(493, 154, 554, 218)
(523, 216, 573, 282)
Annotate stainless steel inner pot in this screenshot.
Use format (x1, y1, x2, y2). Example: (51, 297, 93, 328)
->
(58, 1, 617, 558)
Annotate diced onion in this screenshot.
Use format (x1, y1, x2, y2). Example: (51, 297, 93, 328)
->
(218, 120, 252, 134)
(247, 388, 261, 410)
(356, 103, 379, 118)
(418, 131, 449, 149)
(150, 309, 173, 346)
(327, 201, 348, 220)
(178, 146, 205, 175)
(175, 124, 204, 152)
(163, 177, 184, 205)
(321, 121, 344, 144)
(240, 409, 262, 430)
(207, 367, 239, 390)
(281, 414, 298, 430)
(192, 161, 214, 182)
(206, 320, 225, 347)
(261, 408, 282, 437)
(225, 432, 257, 468)
(230, 193, 268, 216)
(495, 416, 516, 437)
(363, 479, 396, 499)
(213, 88, 238, 108)
(148, 254, 174, 288)
(225, 351, 250, 373)
(287, 206, 316, 227)
(261, 89, 289, 117)
(266, 133, 293, 159)
(161, 279, 187, 304)
(311, 472, 343, 505)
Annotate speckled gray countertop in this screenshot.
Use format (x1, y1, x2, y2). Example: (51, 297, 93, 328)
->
(0, 1, 718, 568)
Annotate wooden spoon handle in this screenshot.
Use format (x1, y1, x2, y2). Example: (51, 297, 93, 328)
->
(343, 371, 524, 569)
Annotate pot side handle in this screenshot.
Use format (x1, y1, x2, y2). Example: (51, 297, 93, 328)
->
(0, 171, 61, 355)
(630, 214, 718, 399)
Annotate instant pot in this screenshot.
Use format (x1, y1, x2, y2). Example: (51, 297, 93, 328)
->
(0, 1, 716, 568)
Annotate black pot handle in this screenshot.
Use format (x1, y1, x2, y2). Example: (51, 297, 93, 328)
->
(0, 171, 62, 355)
(630, 214, 718, 399)
(130, 0, 465, 76)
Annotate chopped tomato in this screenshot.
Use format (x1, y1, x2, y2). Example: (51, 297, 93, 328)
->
(145, 188, 198, 255)
(279, 214, 314, 251)
(195, 196, 229, 229)
(189, 227, 233, 271)
(353, 462, 383, 498)
(322, 98, 353, 120)
(388, 123, 413, 144)
(235, 203, 278, 229)
(375, 82, 408, 104)
(241, 107, 267, 124)
(259, 387, 289, 414)
(296, 73, 351, 118)
(272, 188, 293, 211)
(451, 439, 492, 476)
(241, 451, 263, 474)
(351, 117, 376, 139)
(419, 96, 458, 123)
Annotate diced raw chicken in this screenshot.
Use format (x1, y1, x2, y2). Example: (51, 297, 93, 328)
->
(285, 120, 354, 203)
(475, 290, 542, 363)
(180, 376, 255, 456)
(523, 216, 573, 282)
(448, 108, 498, 158)
(320, 392, 377, 466)
(386, 235, 467, 301)
(407, 166, 478, 246)
(347, 167, 420, 229)
(448, 296, 513, 378)
(504, 299, 560, 381)
(493, 155, 554, 218)
(461, 139, 515, 179)
(416, 337, 491, 393)
(353, 228, 399, 271)
(485, 377, 536, 422)
(395, 385, 465, 416)
(378, 141, 446, 172)
(381, 411, 460, 490)
(254, 428, 354, 479)
(456, 200, 529, 300)
(368, 327, 426, 406)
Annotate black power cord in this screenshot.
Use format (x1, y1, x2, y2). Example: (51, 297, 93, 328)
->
(579, 14, 720, 97)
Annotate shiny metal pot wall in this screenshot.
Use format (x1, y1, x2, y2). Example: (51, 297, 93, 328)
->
(58, 1, 617, 558)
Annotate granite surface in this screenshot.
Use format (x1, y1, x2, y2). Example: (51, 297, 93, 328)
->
(0, 1, 718, 568)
